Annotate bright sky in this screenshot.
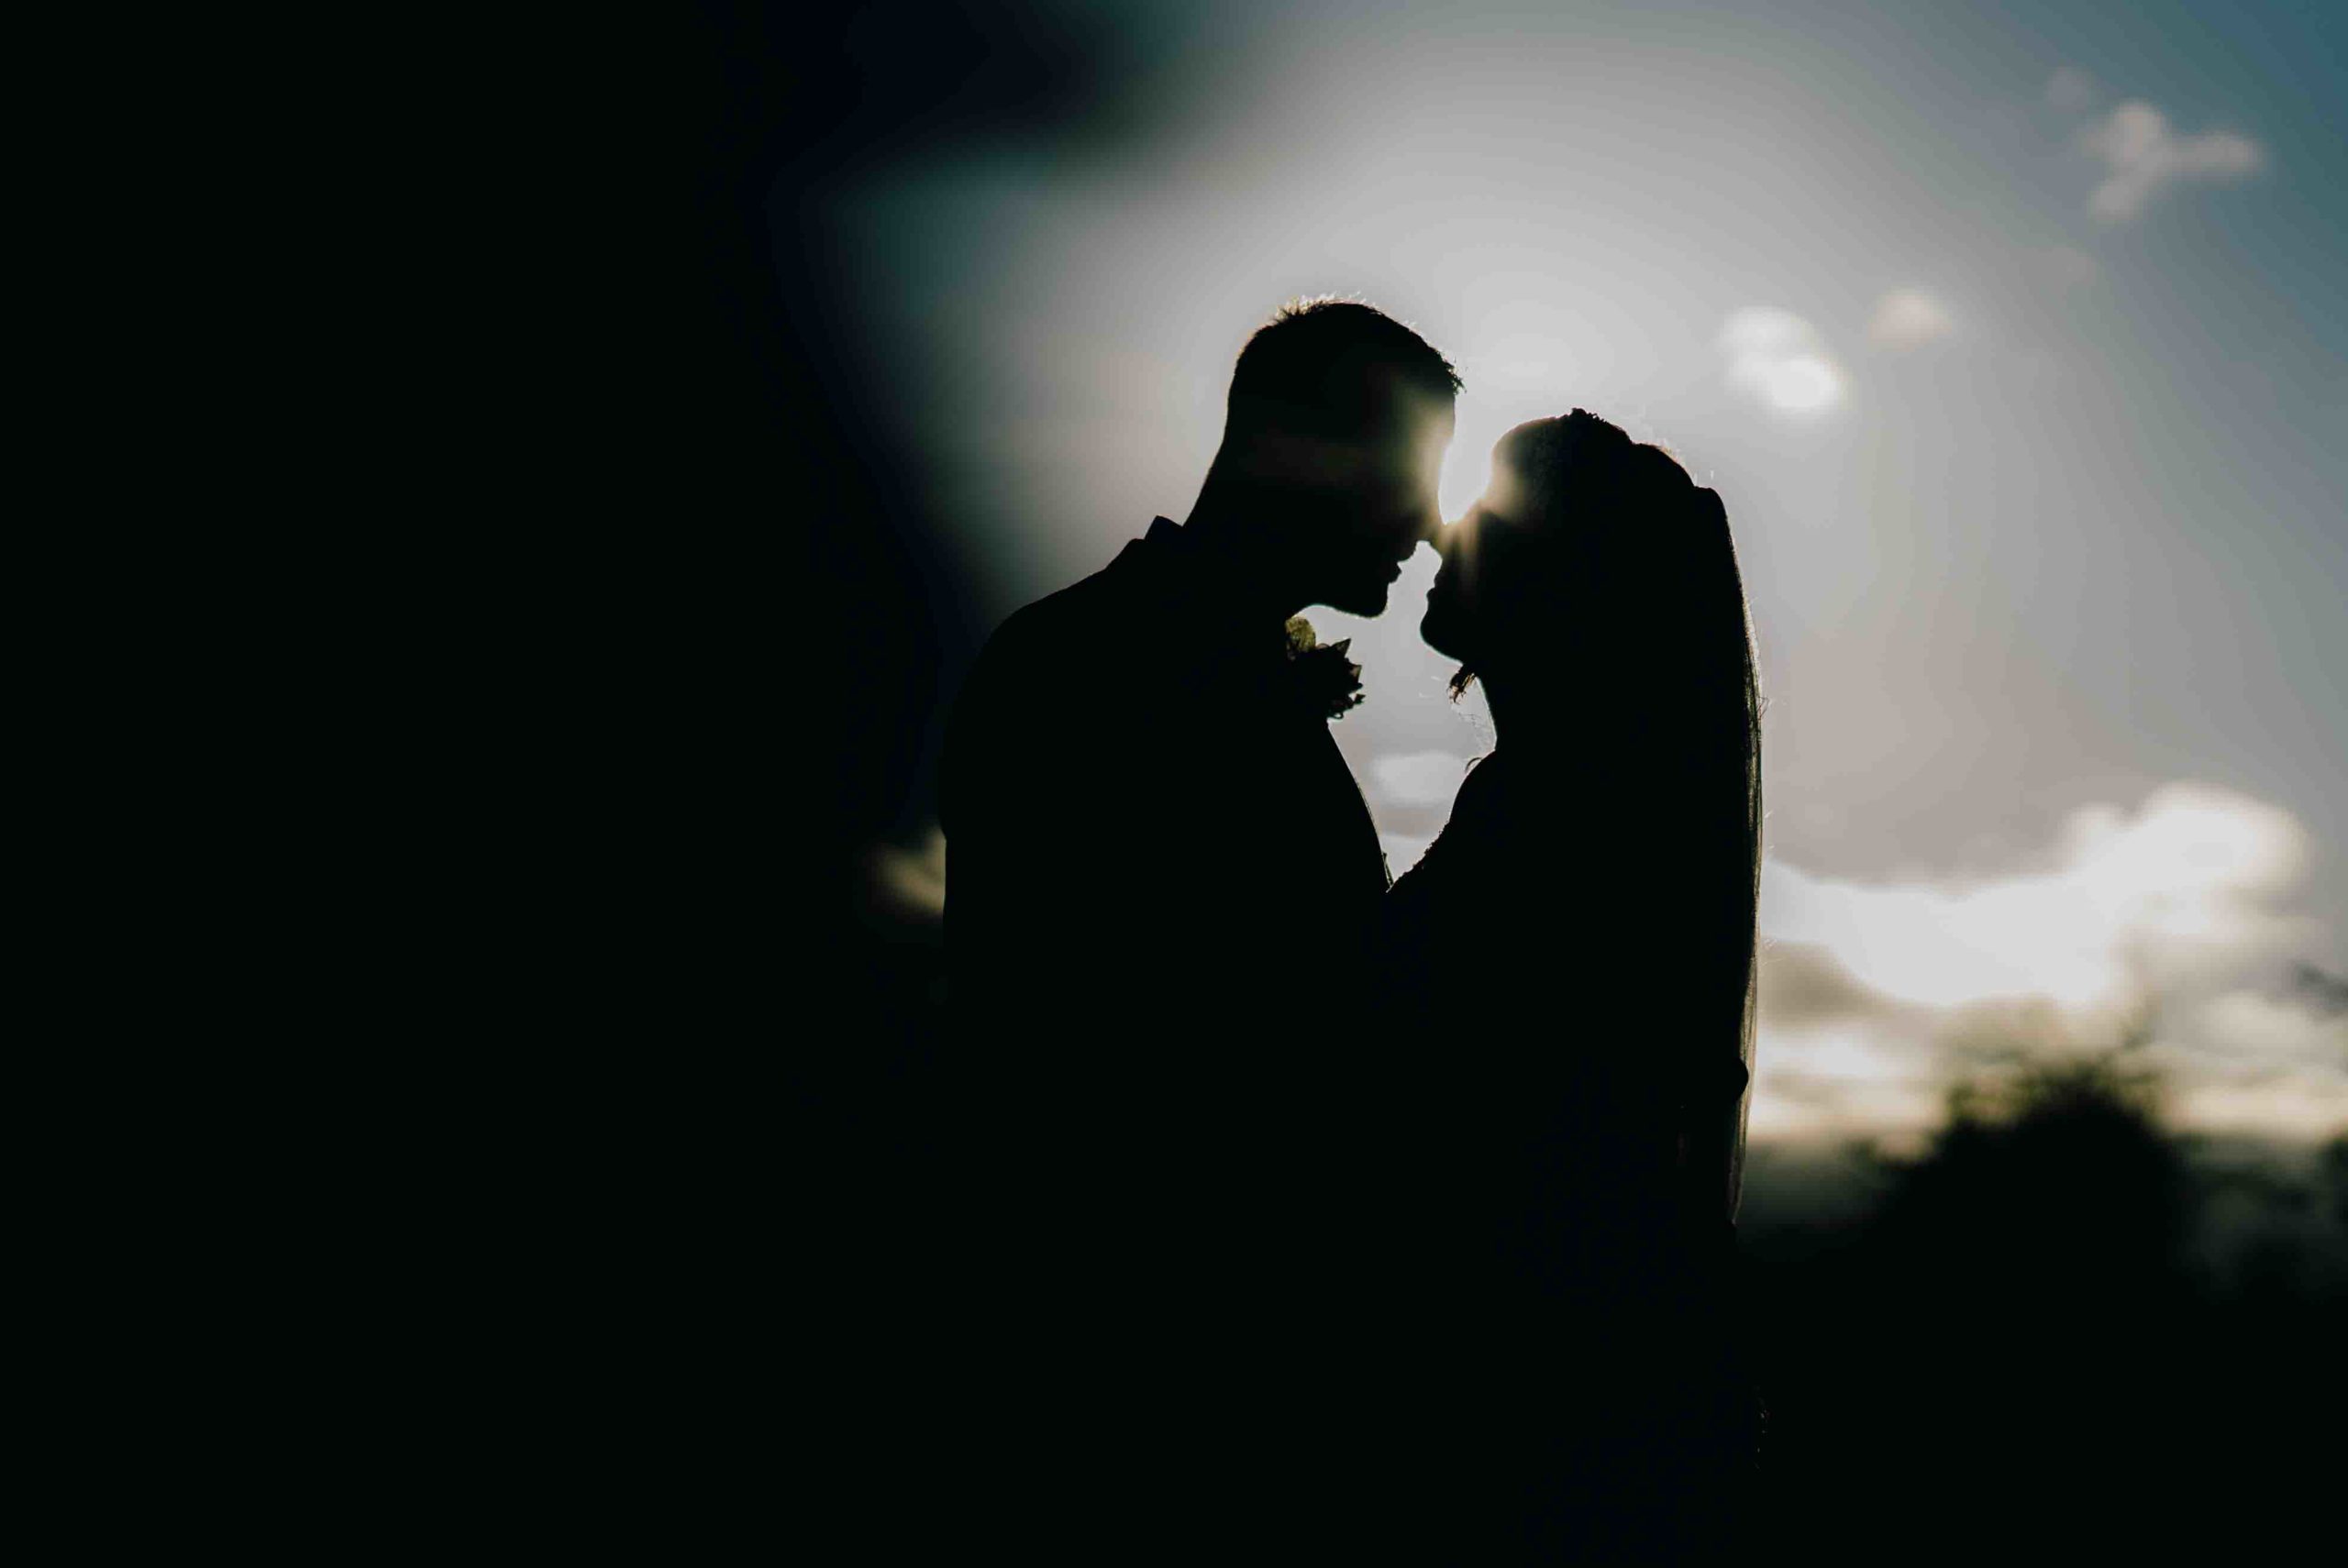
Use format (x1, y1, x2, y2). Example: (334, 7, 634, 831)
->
(816, 0, 2347, 1143)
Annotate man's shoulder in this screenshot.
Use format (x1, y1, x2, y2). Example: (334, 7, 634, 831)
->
(980, 560, 1137, 674)
(958, 544, 1188, 720)
(943, 549, 1175, 823)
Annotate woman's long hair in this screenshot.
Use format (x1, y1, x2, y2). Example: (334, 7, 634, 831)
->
(1459, 411, 1763, 1219)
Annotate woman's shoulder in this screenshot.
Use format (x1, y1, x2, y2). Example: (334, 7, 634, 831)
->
(1429, 751, 1544, 851)
(1385, 749, 1610, 942)
(1449, 750, 1509, 810)
(1382, 754, 1505, 922)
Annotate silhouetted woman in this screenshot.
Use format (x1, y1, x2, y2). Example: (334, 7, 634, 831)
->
(1376, 411, 1762, 1561)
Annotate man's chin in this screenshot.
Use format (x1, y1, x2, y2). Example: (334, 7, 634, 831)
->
(1316, 579, 1393, 619)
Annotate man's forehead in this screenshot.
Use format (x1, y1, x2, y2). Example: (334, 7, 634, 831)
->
(1363, 362, 1456, 422)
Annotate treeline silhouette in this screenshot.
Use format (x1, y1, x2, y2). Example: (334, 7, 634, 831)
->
(1740, 1058, 2346, 1558)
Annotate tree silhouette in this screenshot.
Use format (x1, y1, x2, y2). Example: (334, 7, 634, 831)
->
(1747, 1054, 2343, 1558)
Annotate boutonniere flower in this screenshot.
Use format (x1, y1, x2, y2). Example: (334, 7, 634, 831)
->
(1285, 616, 1365, 722)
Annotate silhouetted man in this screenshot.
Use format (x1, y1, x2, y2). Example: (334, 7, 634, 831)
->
(932, 300, 1458, 1555)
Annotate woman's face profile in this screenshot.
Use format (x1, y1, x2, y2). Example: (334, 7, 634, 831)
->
(1423, 495, 1555, 665)
(1418, 502, 1485, 662)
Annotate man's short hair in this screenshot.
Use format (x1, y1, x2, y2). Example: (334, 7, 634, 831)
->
(1226, 298, 1461, 442)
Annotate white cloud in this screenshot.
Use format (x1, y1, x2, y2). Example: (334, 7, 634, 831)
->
(1372, 749, 1472, 805)
(2195, 989, 2348, 1065)
(1748, 1021, 1944, 1143)
(1718, 307, 1845, 418)
(2079, 101, 2264, 222)
(1867, 287, 1956, 350)
(1752, 782, 2345, 1143)
(1762, 782, 2309, 1011)
(2046, 67, 2096, 114)
(2169, 1074, 2348, 1140)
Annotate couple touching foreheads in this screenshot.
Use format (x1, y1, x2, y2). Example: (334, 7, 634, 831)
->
(934, 299, 1764, 1561)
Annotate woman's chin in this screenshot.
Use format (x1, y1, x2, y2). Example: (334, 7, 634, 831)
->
(1418, 608, 1464, 660)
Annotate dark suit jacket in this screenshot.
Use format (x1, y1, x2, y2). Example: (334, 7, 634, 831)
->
(945, 516, 1387, 1032)
(928, 516, 1392, 1554)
